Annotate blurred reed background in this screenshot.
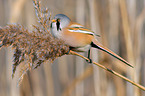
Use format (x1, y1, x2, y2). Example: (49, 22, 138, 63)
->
(0, 0, 145, 96)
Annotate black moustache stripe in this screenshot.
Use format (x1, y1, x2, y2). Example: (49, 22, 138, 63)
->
(56, 19, 60, 31)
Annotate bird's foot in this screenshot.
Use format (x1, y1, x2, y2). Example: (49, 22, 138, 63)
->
(86, 59, 92, 63)
(65, 50, 70, 55)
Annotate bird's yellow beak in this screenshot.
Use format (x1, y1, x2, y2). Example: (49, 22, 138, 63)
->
(51, 19, 56, 22)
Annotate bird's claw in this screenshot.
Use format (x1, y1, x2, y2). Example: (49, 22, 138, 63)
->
(65, 50, 70, 55)
(86, 59, 92, 63)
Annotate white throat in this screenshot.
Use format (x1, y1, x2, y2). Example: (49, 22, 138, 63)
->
(50, 22, 62, 39)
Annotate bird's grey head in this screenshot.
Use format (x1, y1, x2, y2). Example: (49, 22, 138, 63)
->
(51, 14, 71, 30)
(50, 14, 71, 38)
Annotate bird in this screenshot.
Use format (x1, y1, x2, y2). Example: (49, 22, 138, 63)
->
(50, 14, 133, 68)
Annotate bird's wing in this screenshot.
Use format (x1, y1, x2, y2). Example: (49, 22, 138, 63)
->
(68, 23, 100, 37)
(68, 27, 94, 35)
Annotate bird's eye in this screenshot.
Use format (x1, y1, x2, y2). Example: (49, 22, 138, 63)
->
(56, 19, 61, 23)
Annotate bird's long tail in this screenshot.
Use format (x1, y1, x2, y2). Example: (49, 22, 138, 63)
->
(91, 39, 133, 68)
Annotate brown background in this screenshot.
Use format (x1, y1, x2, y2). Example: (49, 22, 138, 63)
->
(0, 0, 145, 96)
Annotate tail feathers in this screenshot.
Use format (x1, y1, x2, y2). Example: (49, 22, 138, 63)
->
(91, 39, 134, 68)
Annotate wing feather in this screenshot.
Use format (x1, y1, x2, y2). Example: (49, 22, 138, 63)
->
(68, 27, 94, 35)
(68, 23, 100, 36)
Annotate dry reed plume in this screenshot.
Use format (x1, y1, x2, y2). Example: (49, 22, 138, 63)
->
(0, 0, 69, 84)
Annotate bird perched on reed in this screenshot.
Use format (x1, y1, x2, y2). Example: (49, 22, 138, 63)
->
(50, 14, 133, 68)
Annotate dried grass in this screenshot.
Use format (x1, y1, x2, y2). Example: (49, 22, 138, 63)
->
(0, 0, 145, 92)
(0, 0, 69, 84)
